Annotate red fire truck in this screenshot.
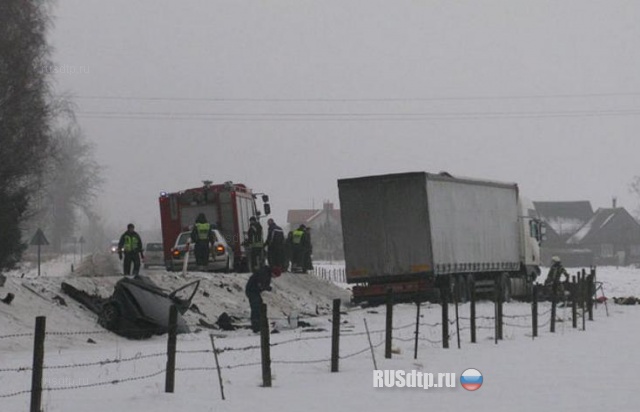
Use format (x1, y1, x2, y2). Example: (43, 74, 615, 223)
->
(158, 181, 270, 272)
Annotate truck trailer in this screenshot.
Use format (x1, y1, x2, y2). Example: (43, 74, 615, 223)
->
(159, 181, 270, 272)
(338, 172, 544, 304)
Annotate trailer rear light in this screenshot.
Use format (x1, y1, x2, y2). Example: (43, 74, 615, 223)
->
(215, 245, 225, 255)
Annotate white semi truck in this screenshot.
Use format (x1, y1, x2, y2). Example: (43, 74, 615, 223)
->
(338, 171, 544, 304)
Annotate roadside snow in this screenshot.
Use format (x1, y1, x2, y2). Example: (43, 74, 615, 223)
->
(1, 258, 639, 411)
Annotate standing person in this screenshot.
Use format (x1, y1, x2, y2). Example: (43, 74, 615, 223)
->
(544, 256, 570, 287)
(302, 226, 313, 273)
(284, 230, 293, 272)
(291, 224, 307, 272)
(190, 213, 215, 271)
(245, 265, 282, 333)
(264, 218, 285, 268)
(247, 216, 264, 271)
(118, 223, 144, 276)
(544, 256, 570, 300)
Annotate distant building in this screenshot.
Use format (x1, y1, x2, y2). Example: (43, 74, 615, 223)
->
(533, 201, 595, 266)
(567, 207, 640, 266)
(287, 202, 343, 261)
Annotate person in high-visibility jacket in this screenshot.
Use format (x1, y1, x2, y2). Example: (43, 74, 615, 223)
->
(117, 223, 144, 276)
(291, 224, 307, 272)
(190, 213, 215, 270)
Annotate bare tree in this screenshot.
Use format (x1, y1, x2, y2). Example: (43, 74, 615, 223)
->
(36, 123, 104, 252)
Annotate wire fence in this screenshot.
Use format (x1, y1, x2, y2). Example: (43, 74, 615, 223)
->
(0, 290, 602, 404)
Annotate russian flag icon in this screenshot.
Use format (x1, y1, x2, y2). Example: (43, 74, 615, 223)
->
(460, 369, 483, 391)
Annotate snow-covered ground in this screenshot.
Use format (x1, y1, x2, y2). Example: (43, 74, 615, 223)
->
(1, 257, 639, 411)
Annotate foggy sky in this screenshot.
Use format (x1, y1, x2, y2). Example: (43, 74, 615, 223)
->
(49, 1, 640, 236)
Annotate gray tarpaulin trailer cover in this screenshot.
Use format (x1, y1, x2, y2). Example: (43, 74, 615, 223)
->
(338, 172, 521, 286)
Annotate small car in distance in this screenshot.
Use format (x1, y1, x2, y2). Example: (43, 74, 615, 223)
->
(110, 240, 119, 254)
(169, 229, 234, 273)
(144, 242, 165, 269)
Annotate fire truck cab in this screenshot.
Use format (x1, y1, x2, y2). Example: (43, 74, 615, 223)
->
(159, 181, 270, 272)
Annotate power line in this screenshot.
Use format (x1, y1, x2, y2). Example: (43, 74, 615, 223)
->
(75, 108, 640, 121)
(69, 91, 640, 103)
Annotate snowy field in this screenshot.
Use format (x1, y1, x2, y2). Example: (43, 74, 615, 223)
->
(1, 258, 640, 411)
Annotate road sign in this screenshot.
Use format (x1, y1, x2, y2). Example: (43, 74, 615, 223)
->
(30, 229, 49, 277)
(30, 229, 49, 246)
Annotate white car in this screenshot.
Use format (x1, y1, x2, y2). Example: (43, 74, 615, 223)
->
(169, 229, 234, 273)
(143, 242, 165, 269)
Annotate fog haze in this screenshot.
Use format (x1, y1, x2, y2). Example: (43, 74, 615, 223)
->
(48, 1, 640, 235)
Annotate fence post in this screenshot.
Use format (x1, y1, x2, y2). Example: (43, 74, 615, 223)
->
(260, 303, 272, 387)
(414, 296, 421, 359)
(165, 305, 178, 393)
(587, 271, 596, 320)
(550, 281, 557, 333)
(385, 289, 393, 359)
(209, 335, 225, 400)
(331, 299, 341, 372)
(494, 275, 503, 342)
(532, 285, 538, 338)
(30, 316, 46, 412)
(454, 276, 461, 349)
(572, 276, 578, 329)
(580, 270, 586, 331)
(442, 287, 449, 349)
(470, 276, 476, 343)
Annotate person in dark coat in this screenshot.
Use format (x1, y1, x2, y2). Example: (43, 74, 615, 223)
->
(544, 256, 570, 287)
(284, 230, 293, 272)
(264, 218, 285, 268)
(190, 213, 215, 270)
(118, 223, 144, 276)
(246, 216, 264, 271)
(245, 265, 282, 333)
(302, 226, 313, 273)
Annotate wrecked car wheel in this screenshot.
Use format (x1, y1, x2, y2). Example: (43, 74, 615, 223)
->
(98, 301, 120, 330)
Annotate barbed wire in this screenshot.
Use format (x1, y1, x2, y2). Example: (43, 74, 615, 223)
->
(45, 369, 166, 392)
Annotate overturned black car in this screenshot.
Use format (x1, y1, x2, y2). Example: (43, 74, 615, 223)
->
(62, 275, 199, 339)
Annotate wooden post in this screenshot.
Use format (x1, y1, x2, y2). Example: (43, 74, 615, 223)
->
(454, 277, 461, 349)
(442, 287, 449, 349)
(363, 318, 377, 370)
(587, 271, 596, 320)
(331, 299, 341, 372)
(494, 275, 502, 342)
(580, 270, 586, 331)
(414, 298, 421, 359)
(470, 276, 477, 343)
(165, 305, 178, 393)
(260, 303, 272, 387)
(209, 335, 225, 400)
(572, 276, 578, 329)
(532, 285, 538, 338)
(30, 316, 46, 412)
(385, 290, 393, 359)
(550, 281, 557, 333)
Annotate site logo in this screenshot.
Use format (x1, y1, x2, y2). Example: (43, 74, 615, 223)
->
(460, 368, 483, 391)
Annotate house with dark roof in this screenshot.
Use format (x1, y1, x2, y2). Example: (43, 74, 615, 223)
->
(567, 207, 640, 266)
(533, 201, 595, 266)
(287, 202, 343, 260)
